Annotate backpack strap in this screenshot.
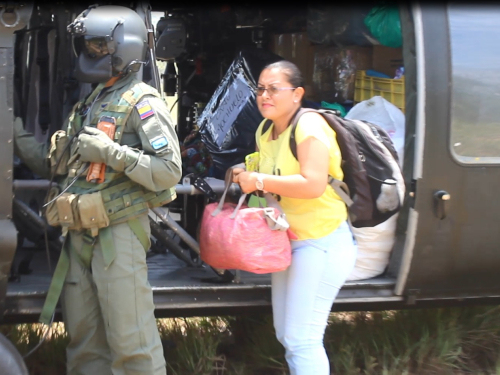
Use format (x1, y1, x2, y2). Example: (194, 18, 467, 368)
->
(328, 176, 353, 207)
(289, 107, 319, 159)
(261, 118, 273, 136)
(289, 108, 354, 207)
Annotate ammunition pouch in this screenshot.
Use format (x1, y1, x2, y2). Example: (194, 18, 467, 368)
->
(78, 192, 110, 236)
(55, 192, 81, 230)
(45, 187, 58, 227)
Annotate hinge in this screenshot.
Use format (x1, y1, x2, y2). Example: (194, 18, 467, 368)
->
(408, 179, 417, 207)
(406, 289, 420, 305)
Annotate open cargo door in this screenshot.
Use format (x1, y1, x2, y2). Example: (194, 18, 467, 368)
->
(0, 4, 32, 320)
(396, 4, 500, 300)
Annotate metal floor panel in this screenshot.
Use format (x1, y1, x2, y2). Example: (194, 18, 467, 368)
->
(4, 247, 398, 322)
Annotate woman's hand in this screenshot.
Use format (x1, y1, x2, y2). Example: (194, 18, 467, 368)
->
(232, 167, 246, 182)
(233, 170, 258, 194)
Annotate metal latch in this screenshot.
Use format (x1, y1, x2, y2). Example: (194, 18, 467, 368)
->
(433, 190, 451, 220)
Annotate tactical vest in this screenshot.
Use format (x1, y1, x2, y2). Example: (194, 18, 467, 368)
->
(53, 79, 176, 229)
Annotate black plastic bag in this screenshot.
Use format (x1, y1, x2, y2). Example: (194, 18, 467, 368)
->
(307, 5, 379, 47)
(198, 48, 282, 179)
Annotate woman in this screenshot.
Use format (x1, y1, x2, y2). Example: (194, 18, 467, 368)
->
(233, 60, 357, 375)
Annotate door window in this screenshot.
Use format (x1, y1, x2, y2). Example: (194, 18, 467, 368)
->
(449, 4, 500, 163)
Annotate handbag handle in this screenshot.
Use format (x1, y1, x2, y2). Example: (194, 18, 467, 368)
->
(212, 163, 284, 216)
(210, 164, 290, 231)
(228, 189, 283, 220)
(211, 163, 246, 217)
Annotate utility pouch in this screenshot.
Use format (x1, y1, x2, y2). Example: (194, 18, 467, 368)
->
(49, 130, 70, 176)
(78, 191, 110, 236)
(56, 193, 80, 229)
(67, 141, 84, 178)
(45, 187, 83, 231)
(45, 186, 61, 227)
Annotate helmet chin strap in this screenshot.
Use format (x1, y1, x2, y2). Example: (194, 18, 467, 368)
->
(121, 59, 148, 74)
(109, 59, 147, 80)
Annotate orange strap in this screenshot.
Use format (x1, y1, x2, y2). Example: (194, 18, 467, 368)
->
(105, 75, 122, 88)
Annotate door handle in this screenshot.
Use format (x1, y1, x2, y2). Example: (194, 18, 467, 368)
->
(433, 190, 450, 220)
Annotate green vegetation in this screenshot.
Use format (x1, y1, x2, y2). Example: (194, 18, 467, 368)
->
(0, 322, 68, 375)
(2, 305, 500, 374)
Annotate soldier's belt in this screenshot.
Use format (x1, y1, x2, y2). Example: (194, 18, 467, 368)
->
(45, 183, 174, 235)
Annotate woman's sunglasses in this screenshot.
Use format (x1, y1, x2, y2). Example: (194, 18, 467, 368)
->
(255, 86, 297, 97)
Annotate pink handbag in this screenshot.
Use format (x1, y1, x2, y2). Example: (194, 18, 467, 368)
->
(199, 165, 292, 274)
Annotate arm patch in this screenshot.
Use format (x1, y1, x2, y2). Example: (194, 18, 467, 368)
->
(134, 95, 174, 155)
(136, 100, 155, 120)
(150, 135, 169, 150)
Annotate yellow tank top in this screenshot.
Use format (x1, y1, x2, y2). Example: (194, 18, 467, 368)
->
(255, 112, 347, 240)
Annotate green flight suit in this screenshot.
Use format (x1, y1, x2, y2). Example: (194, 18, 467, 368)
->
(14, 72, 182, 375)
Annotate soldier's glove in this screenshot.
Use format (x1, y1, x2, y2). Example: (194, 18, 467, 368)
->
(76, 126, 138, 172)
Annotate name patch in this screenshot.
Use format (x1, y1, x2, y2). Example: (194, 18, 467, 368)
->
(136, 100, 155, 120)
(150, 136, 169, 150)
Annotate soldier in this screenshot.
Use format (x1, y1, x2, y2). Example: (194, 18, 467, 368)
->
(13, 5, 181, 375)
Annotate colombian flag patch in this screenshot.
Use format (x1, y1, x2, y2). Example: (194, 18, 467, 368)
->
(136, 100, 155, 120)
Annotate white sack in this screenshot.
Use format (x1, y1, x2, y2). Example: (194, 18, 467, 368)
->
(347, 214, 398, 281)
(345, 96, 405, 168)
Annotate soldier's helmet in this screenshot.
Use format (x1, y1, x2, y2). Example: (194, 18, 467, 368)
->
(67, 5, 148, 83)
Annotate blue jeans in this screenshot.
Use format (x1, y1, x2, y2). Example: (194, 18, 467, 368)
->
(272, 221, 357, 375)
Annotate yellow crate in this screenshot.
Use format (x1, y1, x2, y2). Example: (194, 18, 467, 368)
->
(354, 70, 405, 113)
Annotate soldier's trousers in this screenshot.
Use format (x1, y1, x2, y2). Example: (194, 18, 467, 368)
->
(61, 214, 166, 375)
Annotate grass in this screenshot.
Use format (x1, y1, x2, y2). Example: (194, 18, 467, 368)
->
(0, 322, 68, 375)
(2, 306, 500, 374)
(159, 317, 229, 375)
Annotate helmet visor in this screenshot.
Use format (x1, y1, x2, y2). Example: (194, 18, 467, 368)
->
(73, 36, 110, 58)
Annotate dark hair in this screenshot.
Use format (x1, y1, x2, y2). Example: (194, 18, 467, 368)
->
(263, 60, 304, 88)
